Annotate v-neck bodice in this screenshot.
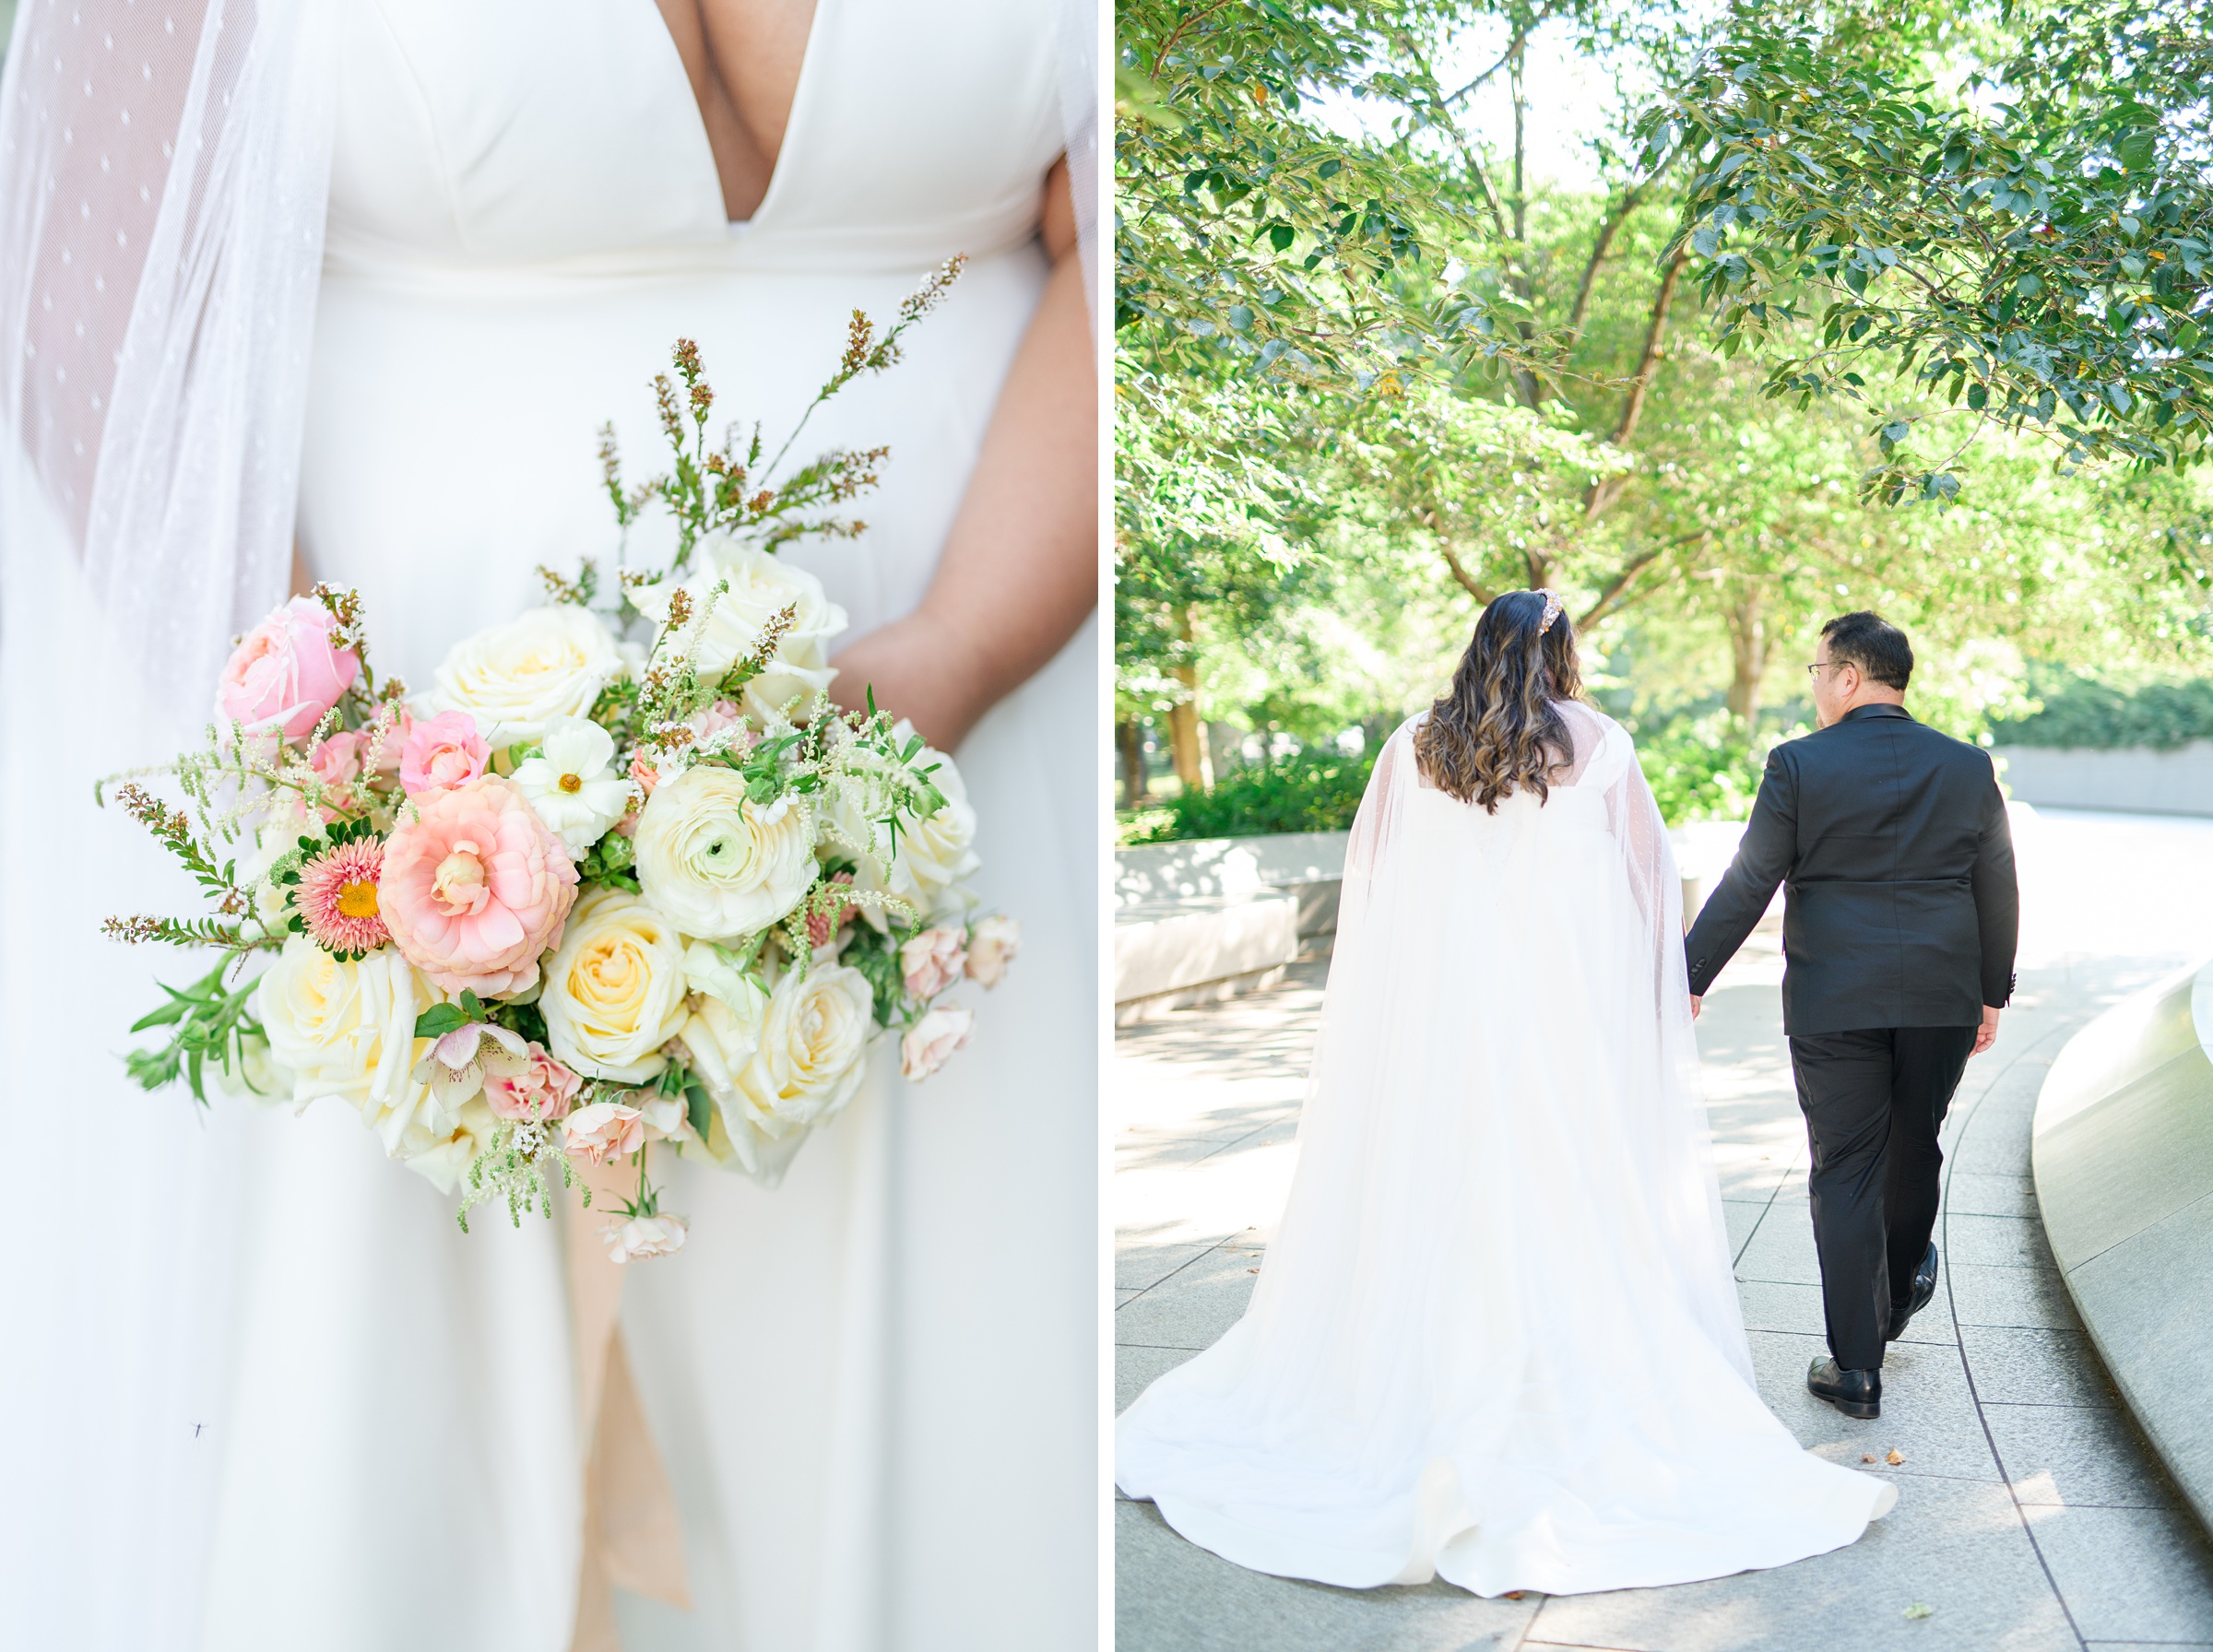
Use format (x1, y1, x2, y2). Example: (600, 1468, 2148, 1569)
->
(325, 0, 1062, 277)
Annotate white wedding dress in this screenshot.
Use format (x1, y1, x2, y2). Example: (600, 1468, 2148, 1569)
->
(0, 3, 1094, 1649)
(1118, 705, 1893, 1594)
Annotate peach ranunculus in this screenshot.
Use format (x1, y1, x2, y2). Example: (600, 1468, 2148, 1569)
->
(378, 775, 579, 997)
(217, 596, 361, 741)
(900, 1004, 975, 1082)
(398, 709, 491, 796)
(899, 926, 967, 999)
(563, 1100, 645, 1164)
(482, 1042, 583, 1123)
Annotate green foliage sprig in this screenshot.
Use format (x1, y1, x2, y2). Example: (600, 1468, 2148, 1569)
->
(123, 957, 265, 1104)
(601, 270, 962, 570)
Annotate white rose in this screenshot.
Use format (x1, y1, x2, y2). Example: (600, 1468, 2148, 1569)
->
(424, 606, 622, 746)
(602, 1212, 689, 1263)
(628, 538, 846, 724)
(398, 1096, 503, 1196)
(539, 888, 691, 1083)
(216, 1028, 288, 1105)
(511, 715, 634, 856)
(254, 938, 457, 1165)
(731, 962, 874, 1139)
(899, 1004, 975, 1082)
(831, 732, 980, 924)
(674, 940, 814, 1184)
(964, 914, 1021, 988)
(633, 764, 816, 941)
(678, 940, 769, 1100)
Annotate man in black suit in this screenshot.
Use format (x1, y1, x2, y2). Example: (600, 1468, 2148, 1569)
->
(1684, 611, 2018, 1422)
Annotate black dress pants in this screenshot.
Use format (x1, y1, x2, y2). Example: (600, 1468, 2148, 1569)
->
(1786, 1024, 1980, 1371)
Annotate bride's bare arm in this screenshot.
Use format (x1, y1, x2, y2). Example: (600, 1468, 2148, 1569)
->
(824, 156, 1096, 751)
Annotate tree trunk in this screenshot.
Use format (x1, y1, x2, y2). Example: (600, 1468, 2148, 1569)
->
(1167, 606, 1212, 792)
(1725, 594, 1769, 727)
(1506, 41, 1542, 411)
(1118, 718, 1147, 810)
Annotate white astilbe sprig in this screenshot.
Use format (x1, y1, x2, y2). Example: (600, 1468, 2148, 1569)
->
(456, 1116, 585, 1234)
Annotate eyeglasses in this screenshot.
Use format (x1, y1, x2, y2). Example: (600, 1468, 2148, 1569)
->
(1805, 660, 1847, 678)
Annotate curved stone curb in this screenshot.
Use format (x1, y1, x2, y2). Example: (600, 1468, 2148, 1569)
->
(2032, 957, 2213, 1538)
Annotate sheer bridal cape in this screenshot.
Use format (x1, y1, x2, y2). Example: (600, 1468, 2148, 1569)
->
(1116, 704, 1896, 1596)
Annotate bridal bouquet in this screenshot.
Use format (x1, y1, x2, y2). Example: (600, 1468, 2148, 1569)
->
(104, 267, 1017, 1260)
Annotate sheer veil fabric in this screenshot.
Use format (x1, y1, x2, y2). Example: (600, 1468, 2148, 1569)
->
(1117, 704, 1897, 1595)
(0, 2, 338, 1646)
(0, 1, 1098, 1648)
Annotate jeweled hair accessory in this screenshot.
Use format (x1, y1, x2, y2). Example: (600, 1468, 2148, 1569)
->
(1535, 588, 1566, 636)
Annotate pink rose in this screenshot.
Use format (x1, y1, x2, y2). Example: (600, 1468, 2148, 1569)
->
(900, 1005, 974, 1082)
(806, 870, 858, 950)
(217, 596, 360, 741)
(965, 915, 1021, 988)
(627, 752, 662, 796)
(563, 1100, 645, 1164)
(399, 710, 491, 795)
(302, 729, 364, 813)
(483, 1043, 584, 1123)
(899, 926, 967, 999)
(378, 775, 579, 997)
(689, 700, 750, 749)
(364, 704, 410, 773)
(602, 1212, 688, 1263)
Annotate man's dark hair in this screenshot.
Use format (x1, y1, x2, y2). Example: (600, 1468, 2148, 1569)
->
(1820, 610, 1913, 690)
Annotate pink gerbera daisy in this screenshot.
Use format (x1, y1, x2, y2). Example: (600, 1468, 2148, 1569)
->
(297, 835, 391, 958)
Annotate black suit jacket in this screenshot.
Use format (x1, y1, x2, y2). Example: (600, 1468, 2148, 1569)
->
(1683, 704, 2018, 1035)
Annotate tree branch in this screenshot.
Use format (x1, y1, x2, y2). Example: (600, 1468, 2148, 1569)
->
(1576, 529, 1706, 628)
(1148, 0, 1237, 79)
(1566, 150, 1676, 340)
(1442, 6, 1564, 106)
(1435, 530, 1500, 605)
(1584, 246, 1687, 523)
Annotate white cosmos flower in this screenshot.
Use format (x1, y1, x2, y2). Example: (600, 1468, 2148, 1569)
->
(512, 716, 633, 856)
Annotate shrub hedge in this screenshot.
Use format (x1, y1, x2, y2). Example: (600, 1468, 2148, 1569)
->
(1988, 669, 2213, 751)
(1118, 749, 1379, 844)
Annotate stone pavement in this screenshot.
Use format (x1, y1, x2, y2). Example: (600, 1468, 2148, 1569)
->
(1116, 808, 2213, 1652)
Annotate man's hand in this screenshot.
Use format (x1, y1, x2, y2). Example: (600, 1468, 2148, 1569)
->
(1971, 1005, 2001, 1056)
(1690, 995, 1702, 1021)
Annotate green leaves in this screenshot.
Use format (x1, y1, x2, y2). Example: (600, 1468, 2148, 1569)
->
(125, 958, 266, 1106)
(413, 990, 489, 1040)
(1648, 8, 2213, 484)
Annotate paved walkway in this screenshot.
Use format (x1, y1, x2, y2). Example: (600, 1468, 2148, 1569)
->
(1116, 808, 2213, 1652)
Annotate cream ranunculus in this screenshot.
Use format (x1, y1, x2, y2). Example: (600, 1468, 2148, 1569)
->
(730, 962, 874, 1141)
(423, 606, 623, 746)
(633, 764, 816, 941)
(831, 731, 980, 925)
(627, 538, 846, 724)
(539, 888, 692, 1083)
(254, 938, 482, 1184)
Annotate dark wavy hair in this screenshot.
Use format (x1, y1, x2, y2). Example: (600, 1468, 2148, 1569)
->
(1414, 590, 1583, 811)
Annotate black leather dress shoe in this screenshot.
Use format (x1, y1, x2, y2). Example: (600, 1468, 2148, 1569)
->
(1808, 1358, 1881, 1420)
(1887, 1243, 1940, 1342)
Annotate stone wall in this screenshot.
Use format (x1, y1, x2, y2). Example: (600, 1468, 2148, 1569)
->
(1995, 740, 2213, 816)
